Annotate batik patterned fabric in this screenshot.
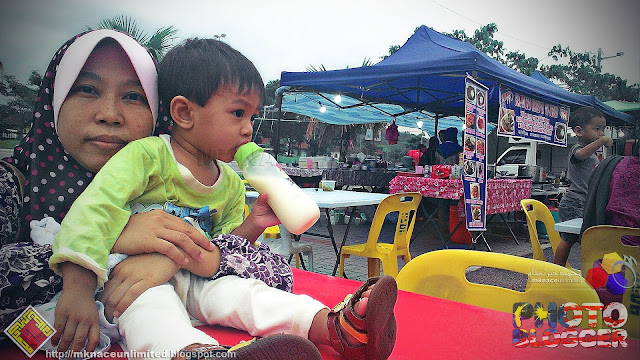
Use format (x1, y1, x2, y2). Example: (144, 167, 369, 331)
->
(389, 177, 532, 214)
(0, 164, 21, 244)
(0, 30, 169, 341)
(211, 234, 293, 292)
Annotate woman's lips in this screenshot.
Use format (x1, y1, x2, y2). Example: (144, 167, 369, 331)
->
(89, 135, 126, 150)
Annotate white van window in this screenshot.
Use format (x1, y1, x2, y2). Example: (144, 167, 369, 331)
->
(502, 149, 527, 164)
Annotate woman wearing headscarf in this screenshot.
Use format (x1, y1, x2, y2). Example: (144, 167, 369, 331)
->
(0, 29, 212, 338)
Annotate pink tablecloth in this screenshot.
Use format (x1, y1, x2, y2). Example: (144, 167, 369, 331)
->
(389, 176, 532, 215)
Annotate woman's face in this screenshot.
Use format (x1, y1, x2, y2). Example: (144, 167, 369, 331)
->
(56, 41, 154, 173)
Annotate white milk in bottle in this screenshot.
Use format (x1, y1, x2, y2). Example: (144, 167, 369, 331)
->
(235, 143, 320, 235)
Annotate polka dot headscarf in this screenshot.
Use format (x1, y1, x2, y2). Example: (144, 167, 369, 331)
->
(6, 30, 171, 236)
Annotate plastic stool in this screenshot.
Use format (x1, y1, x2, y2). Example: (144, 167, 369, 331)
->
(260, 228, 314, 271)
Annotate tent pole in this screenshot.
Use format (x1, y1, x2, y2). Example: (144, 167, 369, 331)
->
(339, 126, 343, 161)
(371, 125, 375, 155)
(274, 86, 290, 158)
(434, 114, 439, 139)
(549, 145, 553, 177)
(275, 106, 282, 158)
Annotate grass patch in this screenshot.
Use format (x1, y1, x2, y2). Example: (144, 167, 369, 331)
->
(0, 139, 20, 149)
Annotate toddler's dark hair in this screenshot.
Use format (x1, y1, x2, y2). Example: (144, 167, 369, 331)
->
(569, 106, 605, 129)
(159, 38, 266, 108)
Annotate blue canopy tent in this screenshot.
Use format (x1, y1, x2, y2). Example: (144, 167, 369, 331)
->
(279, 91, 494, 139)
(529, 71, 557, 86)
(276, 25, 633, 155)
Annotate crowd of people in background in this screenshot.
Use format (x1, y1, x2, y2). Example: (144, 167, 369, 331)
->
(405, 126, 463, 168)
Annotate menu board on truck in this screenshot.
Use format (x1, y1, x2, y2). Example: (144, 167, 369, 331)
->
(463, 76, 488, 231)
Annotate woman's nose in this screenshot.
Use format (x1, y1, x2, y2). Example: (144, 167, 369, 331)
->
(95, 96, 123, 126)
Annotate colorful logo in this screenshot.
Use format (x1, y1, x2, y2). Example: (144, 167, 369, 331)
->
(512, 302, 629, 348)
(4, 306, 55, 357)
(586, 252, 638, 296)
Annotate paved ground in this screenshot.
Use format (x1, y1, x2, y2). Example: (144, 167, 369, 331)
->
(0, 148, 13, 158)
(282, 208, 582, 291)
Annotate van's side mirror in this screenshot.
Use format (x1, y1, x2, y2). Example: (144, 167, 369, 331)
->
(497, 160, 505, 166)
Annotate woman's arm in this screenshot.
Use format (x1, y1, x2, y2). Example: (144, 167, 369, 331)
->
(52, 262, 100, 353)
(99, 253, 180, 320)
(112, 209, 215, 265)
(102, 210, 224, 318)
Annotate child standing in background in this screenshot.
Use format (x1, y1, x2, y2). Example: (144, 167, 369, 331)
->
(554, 106, 612, 267)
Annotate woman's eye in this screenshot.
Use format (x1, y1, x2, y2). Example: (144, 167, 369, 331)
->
(71, 85, 97, 95)
(124, 92, 148, 104)
(233, 109, 245, 118)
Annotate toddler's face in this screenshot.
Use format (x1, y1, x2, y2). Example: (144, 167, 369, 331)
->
(578, 116, 606, 144)
(189, 85, 260, 162)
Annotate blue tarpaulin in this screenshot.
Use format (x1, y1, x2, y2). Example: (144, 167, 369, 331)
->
(280, 25, 634, 127)
(280, 91, 494, 137)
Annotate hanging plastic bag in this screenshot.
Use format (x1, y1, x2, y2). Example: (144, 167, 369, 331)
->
(385, 119, 399, 145)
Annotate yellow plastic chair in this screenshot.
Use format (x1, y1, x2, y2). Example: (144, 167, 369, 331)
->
(339, 192, 421, 278)
(581, 225, 639, 338)
(520, 199, 578, 273)
(397, 250, 602, 330)
(244, 204, 313, 271)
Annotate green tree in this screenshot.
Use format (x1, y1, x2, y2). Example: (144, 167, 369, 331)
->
(264, 79, 280, 106)
(380, 45, 401, 60)
(85, 15, 177, 62)
(442, 23, 638, 101)
(0, 60, 7, 97)
(0, 71, 41, 139)
(442, 23, 539, 75)
(540, 45, 639, 102)
(504, 51, 539, 76)
(445, 23, 506, 62)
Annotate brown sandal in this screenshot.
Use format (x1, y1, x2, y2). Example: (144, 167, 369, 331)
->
(180, 334, 321, 360)
(327, 275, 398, 360)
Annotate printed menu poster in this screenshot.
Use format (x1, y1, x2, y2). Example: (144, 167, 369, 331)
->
(497, 85, 569, 147)
(463, 76, 487, 231)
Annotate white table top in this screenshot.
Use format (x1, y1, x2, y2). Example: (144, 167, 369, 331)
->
(246, 188, 388, 209)
(554, 218, 583, 234)
(531, 186, 565, 196)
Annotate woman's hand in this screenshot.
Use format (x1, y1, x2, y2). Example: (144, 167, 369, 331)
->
(112, 209, 215, 265)
(52, 263, 100, 354)
(98, 253, 180, 321)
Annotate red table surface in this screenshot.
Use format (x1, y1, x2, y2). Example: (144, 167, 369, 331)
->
(2, 268, 638, 359)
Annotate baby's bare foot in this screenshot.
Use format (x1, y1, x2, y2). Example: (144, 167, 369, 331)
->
(353, 287, 372, 317)
(343, 285, 374, 345)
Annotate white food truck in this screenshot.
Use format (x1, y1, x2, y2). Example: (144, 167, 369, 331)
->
(495, 137, 575, 182)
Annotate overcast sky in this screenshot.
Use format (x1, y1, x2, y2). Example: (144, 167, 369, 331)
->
(1, 0, 639, 89)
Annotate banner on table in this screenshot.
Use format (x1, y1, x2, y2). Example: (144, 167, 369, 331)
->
(497, 85, 569, 147)
(463, 76, 488, 231)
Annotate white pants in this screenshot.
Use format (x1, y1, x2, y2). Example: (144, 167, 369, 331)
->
(117, 270, 327, 360)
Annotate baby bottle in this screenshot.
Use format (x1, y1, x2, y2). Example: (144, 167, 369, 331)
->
(235, 142, 320, 235)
